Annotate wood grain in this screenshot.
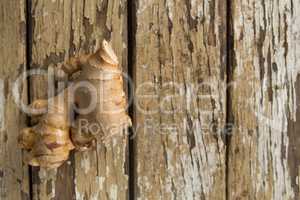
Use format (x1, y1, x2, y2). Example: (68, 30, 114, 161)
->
(0, 0, 30, 199)
(133, 0, 227, 199)
(228, 0, 300, 199)
(29, 0, 128, 199)
(2, 0, 300, 199)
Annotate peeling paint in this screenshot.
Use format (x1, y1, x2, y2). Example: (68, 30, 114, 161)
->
(137, 0, 153, 14)
(229, 0, 300, 199)
(0, 80, 5, 131)
(135, 0, 226, 199)
(166, 0, 174, 20)
(109, 184, 118, 200)
(80, 153, 91, 174)
(95, 176, 105, 190)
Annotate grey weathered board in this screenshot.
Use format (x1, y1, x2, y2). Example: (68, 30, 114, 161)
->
(133, 0, 227, 199)
(0, 0, 300, 200)
(228, 0, 300, 199)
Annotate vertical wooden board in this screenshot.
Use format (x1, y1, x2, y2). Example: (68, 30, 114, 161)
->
(72, 1, 129, 200)
(0, 0, 30, 200)
(228, 0, 300, 199)
(30, 0, 128, 199)
(30, 1, 74, 199)
(133, 0, 227, 199)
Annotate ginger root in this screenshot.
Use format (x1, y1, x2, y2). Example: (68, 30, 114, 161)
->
(60, 40, 131, 150)
(19, 89, 74, 169)
(19, 40, 131, 168)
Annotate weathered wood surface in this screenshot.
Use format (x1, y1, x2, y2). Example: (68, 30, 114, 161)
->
(29, 0, 128, 199)
(1, 0, 300, 199)
(133, 0, 227, 199)
(0, 0, 30, 200)
(228, 0, 300, 199)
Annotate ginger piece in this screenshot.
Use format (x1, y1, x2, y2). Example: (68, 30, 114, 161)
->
(60, 40, 131, 150)
(18, 89, 74, 169)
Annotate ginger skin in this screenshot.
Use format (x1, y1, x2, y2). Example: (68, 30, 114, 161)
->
(60, 40, 132, 150)
(18, 89, 74, 169)
(18, 40, 131, 168)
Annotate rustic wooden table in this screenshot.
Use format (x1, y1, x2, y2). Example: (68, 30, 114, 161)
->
(0, 0, 299, 199)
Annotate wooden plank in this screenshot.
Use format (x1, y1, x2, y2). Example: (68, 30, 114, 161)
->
(30, 0, 128, 199)
(0, 0, 30, 199)
(228, 0, 300, 199)
(72, 1, 129, 199)
(30, 0, 75, 198)
(133, 0, 227, 199)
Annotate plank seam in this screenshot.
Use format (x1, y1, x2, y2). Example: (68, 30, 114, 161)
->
(225, 0, 234, 199)
(127, 0, 137, 199)
(25, 0, 33, 199)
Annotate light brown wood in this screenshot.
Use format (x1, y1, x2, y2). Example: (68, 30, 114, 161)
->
(30, 0, 75, 198)
(228, 0, 300, 199)
(0, 0, 30, 199)
(133, 0, 227, 199)
(2, 0, 300, 199)
(30, 0, 128, 199)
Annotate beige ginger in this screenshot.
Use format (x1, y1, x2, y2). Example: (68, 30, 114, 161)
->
(19, 40, 131, 168)
(18, 88, 74, 169)
(61, 40, 132, 150)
